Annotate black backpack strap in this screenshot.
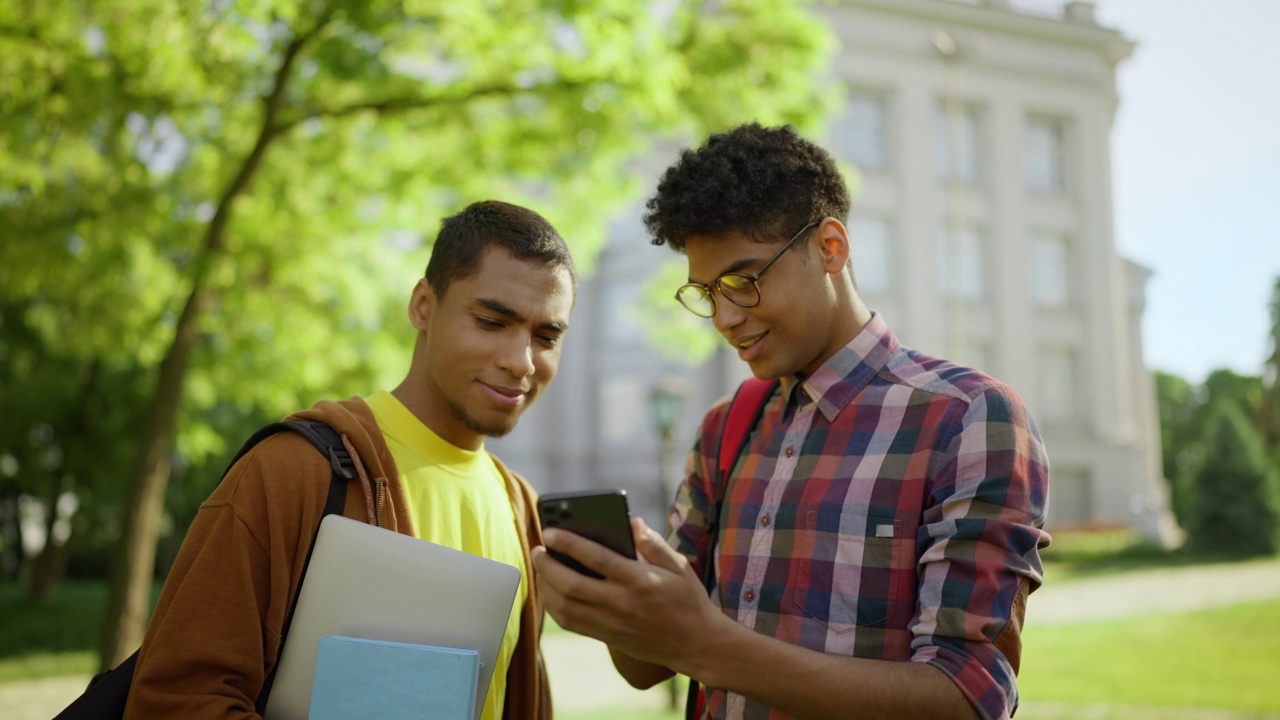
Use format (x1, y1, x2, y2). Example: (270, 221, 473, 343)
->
(254, 420, 353, 714)
(54, 419, 355, 720)
(276, 420, 356, 516)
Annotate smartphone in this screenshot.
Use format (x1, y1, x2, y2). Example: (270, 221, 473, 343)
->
(537, 489, 637, 579)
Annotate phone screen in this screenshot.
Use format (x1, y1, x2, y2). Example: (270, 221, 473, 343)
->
(538, 489, 637, 579)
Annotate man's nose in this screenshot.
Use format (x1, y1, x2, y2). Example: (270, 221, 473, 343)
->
(711, 296, 747, 334)
(497, 336, 536, 377)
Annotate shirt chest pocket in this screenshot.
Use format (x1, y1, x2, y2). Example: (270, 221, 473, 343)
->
(790, 509, 912, 632)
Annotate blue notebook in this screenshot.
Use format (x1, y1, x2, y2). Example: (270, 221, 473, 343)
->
(308, 635, 481, 720)
(262, 516, 520, 720)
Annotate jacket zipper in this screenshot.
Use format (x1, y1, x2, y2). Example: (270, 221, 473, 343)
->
(375, 478, 385, 528)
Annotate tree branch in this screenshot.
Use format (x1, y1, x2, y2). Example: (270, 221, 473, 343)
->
(272, 77, 594, 133)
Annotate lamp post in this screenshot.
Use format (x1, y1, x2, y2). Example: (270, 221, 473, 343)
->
(646, 375, 685, 710)
(648, 377, 686, 514)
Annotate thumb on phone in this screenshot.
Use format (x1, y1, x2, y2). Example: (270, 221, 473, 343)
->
(630, 517, 686, 574)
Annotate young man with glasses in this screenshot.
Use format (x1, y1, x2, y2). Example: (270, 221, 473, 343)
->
(534, 123, 1050, 720)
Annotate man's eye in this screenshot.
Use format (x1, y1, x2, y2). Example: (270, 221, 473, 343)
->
(719, 275, 754, 292)
(537, 334, 560, 348)
(476, 317, 503, 329)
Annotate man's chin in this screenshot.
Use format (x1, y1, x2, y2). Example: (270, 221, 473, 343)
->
(481, 423, 515, 439)
(451, 403, 521, 440)
(470, 411, 522, 439)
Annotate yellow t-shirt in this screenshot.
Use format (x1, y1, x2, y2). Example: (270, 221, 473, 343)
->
(366, 391, 527, 720)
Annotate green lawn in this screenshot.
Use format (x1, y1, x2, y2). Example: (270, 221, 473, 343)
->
(554, 593, 1280, 720)
(0, 580, 108, 683)
(1019, 598, 1280, 714)
(5, 533, 1280, 720)
(1040, 528, 1198, 583)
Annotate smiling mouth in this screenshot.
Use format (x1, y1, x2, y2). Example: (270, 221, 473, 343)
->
(736, 336, 761, 350)
(483, 383, 527, 408)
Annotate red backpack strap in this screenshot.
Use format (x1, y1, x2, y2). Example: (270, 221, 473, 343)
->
(687, 377, 776, 720)
(716, 377, 776, 481)
(701, 376, 775, 582)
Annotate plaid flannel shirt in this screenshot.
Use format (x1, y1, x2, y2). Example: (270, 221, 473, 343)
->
(668, 313, 1051, 720)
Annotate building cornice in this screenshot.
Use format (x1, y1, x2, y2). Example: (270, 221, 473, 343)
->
(832, 0, 1136, 66)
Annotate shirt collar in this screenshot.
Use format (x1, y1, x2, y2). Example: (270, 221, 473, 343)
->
(781, 313, 899, 422)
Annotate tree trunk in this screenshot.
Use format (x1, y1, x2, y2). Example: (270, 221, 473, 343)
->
(95, 14, 328, 670)
(99, 287, 197, 668)
(28, 524, 72, 602)
(1, 495, 23, 581)
(28, 473, 71, 602)
(30, 360, 100, 603)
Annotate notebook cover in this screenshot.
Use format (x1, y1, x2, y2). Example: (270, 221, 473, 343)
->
(308, 635, 480, 720)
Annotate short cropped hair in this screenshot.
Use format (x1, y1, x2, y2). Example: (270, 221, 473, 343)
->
(643, 123, 850, 250)
(425, 200, 577, 297)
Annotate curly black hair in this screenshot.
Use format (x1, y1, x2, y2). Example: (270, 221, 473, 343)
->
(643, 123, 850, 251)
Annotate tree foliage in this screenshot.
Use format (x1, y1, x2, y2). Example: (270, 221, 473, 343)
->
(1154, 371, 1202, 527)
(0, 299, 149, 589)
(1154, 369, 1272, 533)
(1260, 276, 1280, 457)
(1186, 402, 1280, 557)
(1, 0, 836, 666)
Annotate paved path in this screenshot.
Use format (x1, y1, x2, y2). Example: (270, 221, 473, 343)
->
(1026, 559, 1280, 625)
(5, 560, 1280, 720)
(540, 559, 1280, 717)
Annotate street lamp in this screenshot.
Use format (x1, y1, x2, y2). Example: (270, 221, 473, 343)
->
(648, 377, 686, 511)
(648, 379, 685, 444)
(646, 375, 686, 710)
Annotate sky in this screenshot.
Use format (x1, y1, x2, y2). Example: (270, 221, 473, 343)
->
(1090, 0, 1280, 383)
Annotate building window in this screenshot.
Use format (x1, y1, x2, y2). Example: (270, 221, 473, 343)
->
(937, 226, 984, 301)
(1047, 466, 1093, 527)
(935, 101, 980, 182)
(954, 336, 995, 377)
(600, 278, 643, 346)
(1029, 232, 1071, 307)
(848, 216, 892, 294)
(832, 91, 887, 170)
(1036, 345, 1079, 426)
(599, 375, 645, 442)
(1026, 116, 1066, 192)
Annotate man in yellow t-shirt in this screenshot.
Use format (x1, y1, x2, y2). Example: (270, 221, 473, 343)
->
(368, 390, 529, 720)
(127, 200, 575, 720)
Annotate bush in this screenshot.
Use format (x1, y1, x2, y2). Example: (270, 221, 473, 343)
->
(1187, 403, 1280, 556)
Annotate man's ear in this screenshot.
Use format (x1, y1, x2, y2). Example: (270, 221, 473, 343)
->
(817, 219, 851, 275)
(408, 278, 436, 332)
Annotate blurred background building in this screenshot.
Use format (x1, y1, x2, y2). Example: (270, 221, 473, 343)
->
(492, 0, 1177, 544)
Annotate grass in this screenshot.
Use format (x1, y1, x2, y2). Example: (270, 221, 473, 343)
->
(555, 594, 1280, 719)
(5, 533, 1280, 720)
(1037, 527, 1278, 584)
(1040, 528, 1178, 581)
(0, 579, 162, 684)
(1019, 598, 1280, 714)
(0, 580, 108, 683)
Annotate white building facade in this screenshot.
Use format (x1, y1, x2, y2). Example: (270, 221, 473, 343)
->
(492, 0, 1176, 542)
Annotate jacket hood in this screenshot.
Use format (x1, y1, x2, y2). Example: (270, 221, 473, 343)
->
(288, 396, 392, 476)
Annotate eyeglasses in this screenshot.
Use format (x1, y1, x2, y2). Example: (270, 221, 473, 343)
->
(675, 220, 820, 318)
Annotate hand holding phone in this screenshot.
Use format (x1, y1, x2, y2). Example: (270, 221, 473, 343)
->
(537, 489, 637, 579)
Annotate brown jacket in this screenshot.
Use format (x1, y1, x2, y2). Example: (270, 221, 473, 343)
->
(125, 396, 552, 719)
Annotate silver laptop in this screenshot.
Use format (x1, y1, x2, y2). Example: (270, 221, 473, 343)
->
(262, 515, 522, 720)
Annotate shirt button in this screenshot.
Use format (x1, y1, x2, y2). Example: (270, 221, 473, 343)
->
(744, 589, 756, 603)
(760, 514, 771, 527)
(784, 446, 795, 458)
